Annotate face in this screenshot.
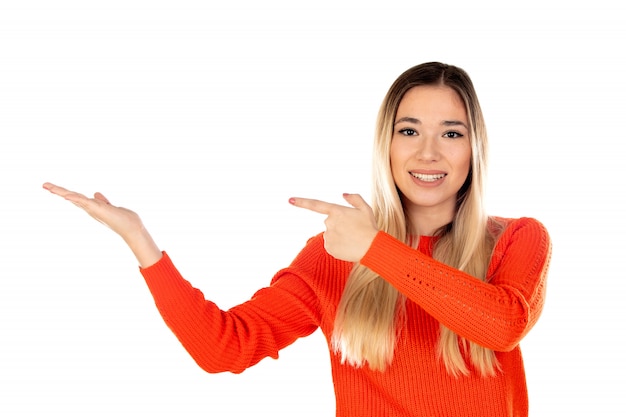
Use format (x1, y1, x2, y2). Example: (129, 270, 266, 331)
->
(390, 85, 471, 231)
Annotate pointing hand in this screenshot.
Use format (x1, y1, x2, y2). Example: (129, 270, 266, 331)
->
(289, 193, 378, 262)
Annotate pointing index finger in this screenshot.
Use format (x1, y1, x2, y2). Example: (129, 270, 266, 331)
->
(289, 197, 341, 215)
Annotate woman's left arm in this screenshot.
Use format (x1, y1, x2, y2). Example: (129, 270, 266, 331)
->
(360, 218, 552, 351)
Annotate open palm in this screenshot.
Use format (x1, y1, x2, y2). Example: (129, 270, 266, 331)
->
(43, 182, 162, 267)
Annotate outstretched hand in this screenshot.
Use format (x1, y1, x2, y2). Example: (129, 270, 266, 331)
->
(42, 182, 162, 267)
(289, 193, 378, 262)
(43, 182, 143, 239)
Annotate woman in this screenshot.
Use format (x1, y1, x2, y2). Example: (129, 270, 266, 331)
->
(43, 62, 551, 416)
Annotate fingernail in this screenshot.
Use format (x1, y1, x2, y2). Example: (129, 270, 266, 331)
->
(288, 197, 296, 205)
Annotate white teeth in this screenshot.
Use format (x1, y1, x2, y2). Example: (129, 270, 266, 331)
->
(411, 173, 446, 182)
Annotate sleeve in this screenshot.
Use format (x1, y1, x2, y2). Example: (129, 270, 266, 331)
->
(140, 244, 323, 374)
(359, 217, 551, 352)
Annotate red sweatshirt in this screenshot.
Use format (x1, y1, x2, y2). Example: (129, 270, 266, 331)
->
(140, 217, 551, 416)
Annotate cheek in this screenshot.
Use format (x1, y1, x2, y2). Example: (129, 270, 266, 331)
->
(463, 149, 472, 176)
(457, 154, 471, 176)
(453, 144, 472, 176)
(389, 139, 411, 167)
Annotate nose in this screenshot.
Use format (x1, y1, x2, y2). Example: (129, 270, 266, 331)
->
(415, 135, 440, 161)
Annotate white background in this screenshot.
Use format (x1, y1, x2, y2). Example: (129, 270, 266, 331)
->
(1, 1, 625, 415)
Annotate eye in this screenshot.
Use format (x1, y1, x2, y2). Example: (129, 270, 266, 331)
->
(399, 128, 417, 136)
(443, 131, 463, 139)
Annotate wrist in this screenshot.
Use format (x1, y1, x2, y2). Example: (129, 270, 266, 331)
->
(123, 226, 162, 268)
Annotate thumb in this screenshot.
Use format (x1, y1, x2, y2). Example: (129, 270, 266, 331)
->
(342, 193, 369, 210)
(94, 192, 111, 205)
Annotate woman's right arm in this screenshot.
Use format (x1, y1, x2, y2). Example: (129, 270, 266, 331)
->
(43, 182, 324, 373)
(42, 182, 162, 268)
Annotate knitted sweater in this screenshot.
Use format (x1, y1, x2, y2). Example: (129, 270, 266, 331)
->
(140, 217, 551, 417)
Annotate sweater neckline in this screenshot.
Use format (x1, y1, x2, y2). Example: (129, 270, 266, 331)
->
(408, 235, 438, 256)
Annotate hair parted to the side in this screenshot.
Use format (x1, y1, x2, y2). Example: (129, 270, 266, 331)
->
(331, 62, 505, 377)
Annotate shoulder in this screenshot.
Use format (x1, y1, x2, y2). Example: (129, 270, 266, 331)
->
(290, 232, 328, 266)
(488, 216, 552, 271)
(490, 216, 550, 242)
(269, 233, 353, 314)
(273, 232, 352, 284)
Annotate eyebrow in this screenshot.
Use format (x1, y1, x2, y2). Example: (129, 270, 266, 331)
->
(394, 117, 468, 129)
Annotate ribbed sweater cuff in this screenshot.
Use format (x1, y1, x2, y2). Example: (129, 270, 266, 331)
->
(139, 251, 183, 297)
(360, 231, 412, 279)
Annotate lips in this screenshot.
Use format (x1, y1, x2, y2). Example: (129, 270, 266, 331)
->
(410, 172, 446, 182)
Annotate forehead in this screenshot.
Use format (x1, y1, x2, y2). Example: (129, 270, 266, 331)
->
(396, 85, 467, 121)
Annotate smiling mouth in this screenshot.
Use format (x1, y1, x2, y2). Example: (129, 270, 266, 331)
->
(410, 172, 446, 182)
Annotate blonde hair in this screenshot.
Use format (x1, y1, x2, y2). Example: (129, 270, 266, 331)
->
(331, 62, 502, 377)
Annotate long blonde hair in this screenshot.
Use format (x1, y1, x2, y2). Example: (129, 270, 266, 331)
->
(331, 62, 501, 377)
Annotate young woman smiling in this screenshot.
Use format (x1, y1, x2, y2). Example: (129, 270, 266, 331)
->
(44, 62, 551, 417)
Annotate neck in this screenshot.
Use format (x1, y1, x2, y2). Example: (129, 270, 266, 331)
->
(403, 203, 455, 236)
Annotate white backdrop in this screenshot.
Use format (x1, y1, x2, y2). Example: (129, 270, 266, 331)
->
(1, 1, 625, 415)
